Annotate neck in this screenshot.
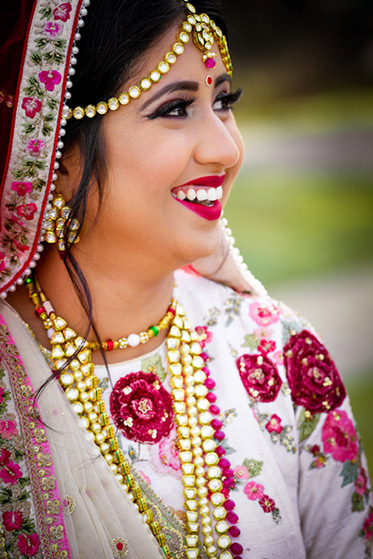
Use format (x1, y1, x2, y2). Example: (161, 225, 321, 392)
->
(26, 244, 176, 364)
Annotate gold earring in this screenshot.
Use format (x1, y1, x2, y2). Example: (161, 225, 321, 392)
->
(44, 193, 80, 252)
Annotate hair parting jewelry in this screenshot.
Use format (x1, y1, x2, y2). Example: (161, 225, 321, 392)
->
(27, 274, 244, 559)
(63, 0, 232, 121)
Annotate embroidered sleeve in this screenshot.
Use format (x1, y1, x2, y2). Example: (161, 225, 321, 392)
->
(280, 310, 372, 558)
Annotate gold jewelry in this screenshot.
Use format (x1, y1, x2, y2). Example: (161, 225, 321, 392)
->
(87, 304, 176, 352)
(44, 193, 80, 253)
(63, 0, 232, 121)
(27, 274, 243, 559)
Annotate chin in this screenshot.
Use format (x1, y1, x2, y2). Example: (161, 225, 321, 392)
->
(172, 225, 222, 267)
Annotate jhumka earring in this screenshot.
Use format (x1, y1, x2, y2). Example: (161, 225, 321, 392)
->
(44, 193, 80, 253)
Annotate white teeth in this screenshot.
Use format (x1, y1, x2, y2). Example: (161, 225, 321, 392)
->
(207, 188, 217, 201)
(186, 188, 196, 201)
(216, 186, 223, 199)
(177, 190, 186, 200)
(196, 189, 208, 201)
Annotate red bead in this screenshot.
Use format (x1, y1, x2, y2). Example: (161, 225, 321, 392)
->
(200, 352, 209, 361)
(206, 392, 217, 403)
(35, 306, 44, 316)
(224, 468, 234, 478)
(223, 477, 235, 488)
(106, 339, 114, 351)
(205, 57, 216, 69)
(224, 499, 236, 510)
(211, 419, 223, 430)
(205, 378, 215, 389)
(230, 543, 244, 555)
(219, 458, 230, 469)
(214, 430, 225, 441)
(209, 404, 220, 415)
(216, 446, 226, 457)
(116, 543, 124, 551)
(226, 511, 239, 524)
(168, 307, 176, 315)
(228, 526, 241, 537)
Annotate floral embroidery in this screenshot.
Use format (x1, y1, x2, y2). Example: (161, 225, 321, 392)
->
(265, 414, 283, 434)
(356, 468, 369, 496)
(243, 481, 264, 500)
(11, 182, 33, 196)
(258, 339, 276, 355)
(149, 427, 182, 479)
(0, 254, 5, 273)
(43, 21, 64, 38)
(249, 300, 280, 327)
(225, 294, 243, 326)
(53, 2, 72, 21)
(236, 353, 282, 402)
(38, 70, 62, 92)
(110, 372, 174, 444)
(195, 325, 213, 347)
(17, 533, 40, 557)
(321, 409, 358, 463)
(16, 203, 38, 221)
(234, 457, 281, 524)
(111, 537, 129, 558)
(0, 460, 22, 485)
(361, 507, 373, 558)
(27, 139, 46, 156)
(2, 510, 24, 531)
(0, 415, 18, 439)
(62, 495, 76, 515)
(284, 330, 346, 414)
(21, 97, 42, 118)
(304, 444, 329, 469)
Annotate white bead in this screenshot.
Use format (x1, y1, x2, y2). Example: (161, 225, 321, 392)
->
(127, 333, 140, 347)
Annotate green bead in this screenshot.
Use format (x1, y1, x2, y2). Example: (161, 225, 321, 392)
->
(149, 325, 159, 337)
(24, 277, 32, 284)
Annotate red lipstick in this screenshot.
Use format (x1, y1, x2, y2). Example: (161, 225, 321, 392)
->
(172, 174, 225, 221)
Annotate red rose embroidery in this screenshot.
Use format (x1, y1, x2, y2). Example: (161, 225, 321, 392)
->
(38, 70, 62, 92)
(16, 203, 37, 221)
(11, 181, 32, 196)
(53, 2, 72, 21)
(284, 330, 346, 414)
(259, 494, 276, 513)
(2, 510, 23, 531)
(17, 533, 40, 557)
(321, 409, 358, 463)
(265, 414, 283, 434)
(110, 372, 173, 444)
(21, 97, 42, 118)
(0, 461, 22, 485)
(236, 353, 282, 402)
(0, 448, 10, 465)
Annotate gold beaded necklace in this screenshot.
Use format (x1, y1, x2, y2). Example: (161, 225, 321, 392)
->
(27, 274, 240, 559)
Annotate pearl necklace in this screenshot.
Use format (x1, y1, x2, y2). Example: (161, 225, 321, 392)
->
(26, 275, 243, 559)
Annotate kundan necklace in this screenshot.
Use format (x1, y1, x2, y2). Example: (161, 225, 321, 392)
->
(26, 274, 243, 559)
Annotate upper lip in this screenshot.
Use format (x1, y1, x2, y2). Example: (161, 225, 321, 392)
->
(177, 175, 225, 188)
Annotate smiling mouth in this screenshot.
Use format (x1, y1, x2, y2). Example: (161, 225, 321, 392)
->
(171, 185, 223, 206)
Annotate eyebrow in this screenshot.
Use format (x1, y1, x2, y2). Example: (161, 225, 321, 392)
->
(139, 73, 232, 111)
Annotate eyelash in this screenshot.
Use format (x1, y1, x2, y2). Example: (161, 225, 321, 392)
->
(146, 87, 243, 120)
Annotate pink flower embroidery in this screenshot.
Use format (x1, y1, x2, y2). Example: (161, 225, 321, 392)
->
(110, 372, 174, 444)
(149, 426, 182, 478)
(139, 470, 151, 485)
(272, 350, 284, 366)
(2, 510, 23, 531)
(0, 461, 22, 485)
(284, 330, 346, 414)
(254, 327, 273, 341)
(249, 301, 280, 327)
(44, 21, 64, 38)
(244, 481, 265, 500)
(38, 70, 62, 92)
(0, 418, 18, 439)
(13, 239, 29, 254)
(21, 97, 42, 118)
(259, 494, 276, 513)
(11, 181, 32, 196)
(0, 387, 3, 403)
(233, 465, 250, 480)
(195, 325, 213, 347)
(27, 139, 46, 156)
(258, 339, 276, 355)
(0, 253, 5, 273)
(236, 353, 282, 402)
(17, 533, 40, 557)
(265, 414, 283, 434)
(363, 512, 373, 540)
(16, 203, 37, 221)
(0, 448, 10, 465)
(321, 409, 358, 463)
(355, 468, 368, 496)
(53, 2, 72, 21)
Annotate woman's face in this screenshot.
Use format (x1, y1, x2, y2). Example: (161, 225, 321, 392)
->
(85, 22, 244, 270)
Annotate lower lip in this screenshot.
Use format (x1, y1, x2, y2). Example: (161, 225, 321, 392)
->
(173, 197, 222, 221)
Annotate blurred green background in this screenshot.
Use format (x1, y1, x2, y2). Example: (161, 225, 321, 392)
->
(222, 1, 373, 475)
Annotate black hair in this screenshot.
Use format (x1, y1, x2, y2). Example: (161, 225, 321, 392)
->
(60, 0, 228, 348)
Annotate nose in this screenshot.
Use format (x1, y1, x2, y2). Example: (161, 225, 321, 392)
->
(193, 111, 242, 170)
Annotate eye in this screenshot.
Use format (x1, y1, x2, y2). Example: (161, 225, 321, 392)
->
(146, 97, 195, 120)
(213, 88, 243, 111)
